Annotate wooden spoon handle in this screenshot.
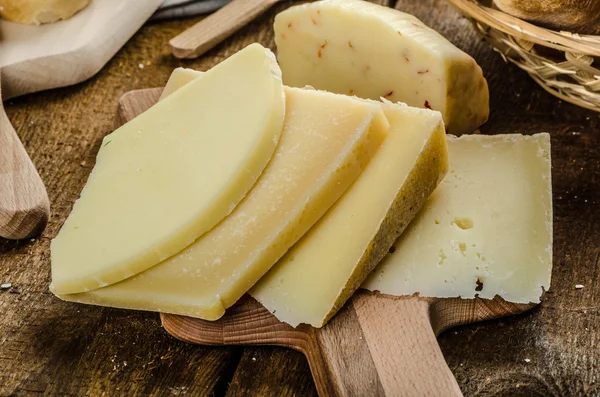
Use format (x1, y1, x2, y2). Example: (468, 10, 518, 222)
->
(169, 0, 280, 59)
(0, 76, 49, 239)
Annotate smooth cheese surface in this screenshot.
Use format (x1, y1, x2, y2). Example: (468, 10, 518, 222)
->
(274, 0, 489, 135)
(159, 67, 201, 101)
(363, 134, 553, 304)
(51, 44, 286, 294)
(251, 102, 448, 327)
(60, 85, 389, 320)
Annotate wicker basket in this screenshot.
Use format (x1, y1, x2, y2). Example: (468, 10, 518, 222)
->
(446, 0, 600, 112)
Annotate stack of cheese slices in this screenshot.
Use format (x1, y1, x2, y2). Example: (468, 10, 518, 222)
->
(50, 0, 552, 329)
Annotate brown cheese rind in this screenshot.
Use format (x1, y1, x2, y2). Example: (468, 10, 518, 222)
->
(322, 120, 448, 326)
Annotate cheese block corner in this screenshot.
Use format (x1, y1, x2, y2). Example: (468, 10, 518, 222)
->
(51, 43, 285, 295)
(274, 0, 489, 135)
(364, 133, 552, 304)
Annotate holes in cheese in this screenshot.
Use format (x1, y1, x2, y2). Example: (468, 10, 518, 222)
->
(274, 0, 490, 135)
(250, 101, 449, 328)
(50, 44, 286, 295)
(57, 81, 390, 320)
(363, 134, 552, 304)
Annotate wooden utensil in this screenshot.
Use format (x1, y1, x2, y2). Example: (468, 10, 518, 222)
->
(114, 88, 537, 397)
(0, 0, 163, 239)
(0, 74, 49, 239)
(169, 0, 281, 59)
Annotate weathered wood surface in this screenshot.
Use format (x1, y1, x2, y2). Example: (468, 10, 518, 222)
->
(0, 0, 598, 395)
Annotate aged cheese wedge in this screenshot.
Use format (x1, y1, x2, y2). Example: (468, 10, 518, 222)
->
(274, 0, 489, 135)
(58, 84, 390, 320)
(363, 134, 552, 304)
(51, 43, 286, 294)
(251, 102, 449, 327)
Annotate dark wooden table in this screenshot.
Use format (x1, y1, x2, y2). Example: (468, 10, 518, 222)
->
(1, 1, 598, 396)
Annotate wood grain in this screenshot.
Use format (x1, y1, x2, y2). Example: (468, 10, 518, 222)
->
(161, 291, 534, 396)
(0, 75, 49, 239)
(0, 0, 599, 396)
(169, 0, 282, 59)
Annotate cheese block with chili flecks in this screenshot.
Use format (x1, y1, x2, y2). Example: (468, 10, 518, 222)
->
(274, 0, 489, 135)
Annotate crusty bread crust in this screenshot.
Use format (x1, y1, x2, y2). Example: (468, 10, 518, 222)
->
(493, 0, 600, 34)
(0, 0, 91, 25)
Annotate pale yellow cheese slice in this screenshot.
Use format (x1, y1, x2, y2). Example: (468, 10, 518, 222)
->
(251, 101, 448, 327)
(363, 134, 552, 304)
(159, 67, 201, 101)
(51, 43, 286, 294)
(58, 83, 390, 320)
(274, 0, 489, 135)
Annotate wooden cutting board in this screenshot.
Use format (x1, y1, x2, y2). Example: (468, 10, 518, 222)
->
(0, 0, 163, 240)
(116, 87, 537, 397)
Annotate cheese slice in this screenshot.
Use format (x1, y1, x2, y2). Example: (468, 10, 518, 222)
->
(274, 0, 489, 135)
(51, 43, 286, 294)
(159, 67, 202, 101)
(363, 134, 552, 304)
(251, 102, 448, 327)
(58, 85, 390, 320)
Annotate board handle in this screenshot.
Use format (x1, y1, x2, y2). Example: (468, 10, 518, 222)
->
(321, 293, 464, 397)
(162, 293, 464, 397)
(0, 76, 49, 239)
(169, 0, 281, 59)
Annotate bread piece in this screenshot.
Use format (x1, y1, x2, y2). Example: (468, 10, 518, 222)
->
(493, 0, 600, 34)
(0, 0, 91, 25)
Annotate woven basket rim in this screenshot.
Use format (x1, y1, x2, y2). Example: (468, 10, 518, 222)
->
(446, 0, 600, 56)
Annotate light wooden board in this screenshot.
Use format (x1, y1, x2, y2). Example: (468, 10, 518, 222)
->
(0, 0, 163, 239)
(0, 0, 163, 99)
(115, 87, 536, 397)
(162, 293, 535, 397)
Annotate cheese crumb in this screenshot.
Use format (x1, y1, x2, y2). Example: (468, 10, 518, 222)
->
(524, 358, 531, 363)
(575, 284, 584, 289)
(251, 357, 256, 362)
(1, 283, 11, 289)
(138, 63, 145, 69)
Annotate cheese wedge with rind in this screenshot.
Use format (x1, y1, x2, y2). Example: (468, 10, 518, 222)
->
(251, 101, 448, 327)
(51, 43, 285, 294)
(274, 0, 489, 135)
(363, 134, 552, 304)
(59, 84, 389, 320)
